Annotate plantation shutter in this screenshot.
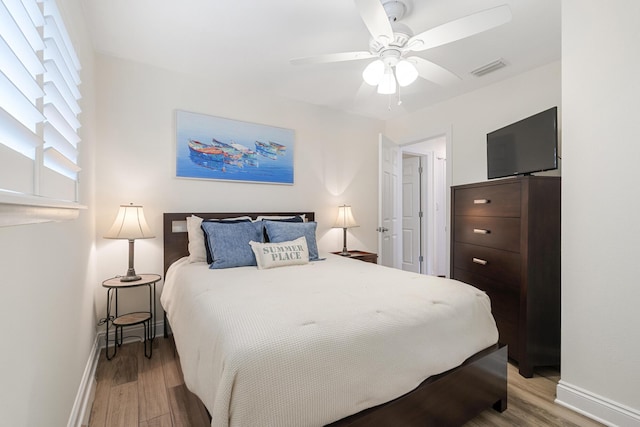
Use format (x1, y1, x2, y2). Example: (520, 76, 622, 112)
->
(0, 0, 81, 203)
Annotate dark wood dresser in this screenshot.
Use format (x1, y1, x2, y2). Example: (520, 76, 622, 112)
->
(450, 176, 560, 377)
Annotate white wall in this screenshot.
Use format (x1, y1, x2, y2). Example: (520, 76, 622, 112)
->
(557, 1, 640, 424)
(93, 54, 384, 321)
(385, 61, 561, 186)
(0, 0, 97, 425)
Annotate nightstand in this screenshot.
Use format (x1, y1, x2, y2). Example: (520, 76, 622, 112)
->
(332, 250, 378, 264)
(102, 273, 161, 360)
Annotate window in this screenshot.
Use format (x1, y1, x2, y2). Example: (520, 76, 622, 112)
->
(0, 0, 83, 225)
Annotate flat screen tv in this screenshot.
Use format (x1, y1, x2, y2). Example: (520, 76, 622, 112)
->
(487, 107, 558, 179)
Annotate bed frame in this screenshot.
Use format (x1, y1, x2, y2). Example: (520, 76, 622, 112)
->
(162, 212, 507, 426)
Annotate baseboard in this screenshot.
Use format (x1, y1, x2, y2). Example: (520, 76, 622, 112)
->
(67, 334, 100, 427)
(556, 380, 640, 427)
(67, 319, 166, 427)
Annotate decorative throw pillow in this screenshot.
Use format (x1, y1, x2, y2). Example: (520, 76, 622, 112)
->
(260, 215, 304, 241)
(250, 237, 309, 270)
(201, 220, 264, 269)
(264, 221, 319, 261)
(201, 217, 252, 264)
(187, 215, 252, 263)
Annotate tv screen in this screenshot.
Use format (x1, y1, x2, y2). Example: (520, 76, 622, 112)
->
(487, 107, 558, 179)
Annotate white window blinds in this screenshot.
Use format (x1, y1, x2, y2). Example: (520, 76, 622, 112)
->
(0, 0, 81, 203)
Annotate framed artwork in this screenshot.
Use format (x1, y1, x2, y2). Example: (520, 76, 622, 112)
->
(175, 110, 294, 184)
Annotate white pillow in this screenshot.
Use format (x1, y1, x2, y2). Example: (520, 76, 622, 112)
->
(186, 215, 253, 263)
(249, 236, 309, 270)
(186, 215, 206, 263)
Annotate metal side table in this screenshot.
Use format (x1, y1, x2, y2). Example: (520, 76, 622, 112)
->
(102, 273, 161, 360)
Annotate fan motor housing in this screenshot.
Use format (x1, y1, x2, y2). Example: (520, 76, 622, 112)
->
(383, 0, 407, 22)
(369, 23, 412, 54)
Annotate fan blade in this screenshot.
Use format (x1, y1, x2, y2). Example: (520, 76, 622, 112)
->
(410, 56, 461, 86)
(407, 5, 512, 52)
(354, 0, 394, 44)
(290, 51, 375, 66)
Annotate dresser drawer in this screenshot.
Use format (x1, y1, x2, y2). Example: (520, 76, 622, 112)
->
(453, 242, 521, 285)
(454, 182, 521, 217)
(454, 216, 520, 252)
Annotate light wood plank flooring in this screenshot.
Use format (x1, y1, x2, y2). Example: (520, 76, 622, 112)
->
(88, 337, 603, 427)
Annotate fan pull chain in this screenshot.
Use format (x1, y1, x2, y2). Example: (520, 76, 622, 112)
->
(386, 89, 403, 110)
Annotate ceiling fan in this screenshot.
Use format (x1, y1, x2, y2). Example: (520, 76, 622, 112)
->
(291, 0, 512, 96)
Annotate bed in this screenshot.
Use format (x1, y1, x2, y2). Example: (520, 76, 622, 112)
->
(161, 211, 507, 427)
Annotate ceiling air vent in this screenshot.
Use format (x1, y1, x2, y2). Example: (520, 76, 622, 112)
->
(471, 59, 507, 77)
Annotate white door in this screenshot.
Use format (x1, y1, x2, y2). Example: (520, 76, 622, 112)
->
(378, 134, 401, 268)
(402, 156, 422, 273)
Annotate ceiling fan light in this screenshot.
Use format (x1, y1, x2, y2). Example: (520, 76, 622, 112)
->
(362, 60, 385, 86)
(377, 69, 397, 94)
(396, 60, 418, 87)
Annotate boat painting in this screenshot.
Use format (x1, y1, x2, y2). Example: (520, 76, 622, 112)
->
(176, 110, 294, 184)
(255, 140, 278, 160)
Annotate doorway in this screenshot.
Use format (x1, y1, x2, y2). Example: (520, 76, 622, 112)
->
(401, 136, 447, 276)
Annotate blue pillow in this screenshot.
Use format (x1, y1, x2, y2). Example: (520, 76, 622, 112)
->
(201, 221, 264, 269)
(201, 218, 252, 264)
(264, 221, 319, 261)
(261, 215, 303, 241)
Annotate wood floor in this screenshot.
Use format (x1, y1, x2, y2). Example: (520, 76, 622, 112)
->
(88, 337, 604, 427)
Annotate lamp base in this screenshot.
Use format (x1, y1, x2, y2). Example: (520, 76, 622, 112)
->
(120, 241, 141, 282)
(120, 266, 141, 282)
(340, 228, 352, 257)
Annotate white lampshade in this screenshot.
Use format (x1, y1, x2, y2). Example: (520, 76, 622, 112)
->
(333, 205, 359, 229)
(396, 59, 419, 87)
(105, 203, 154, 282)
(362, 59, 385, 86)
(104, 204, 155, 240)
(377, 67, 397, 95)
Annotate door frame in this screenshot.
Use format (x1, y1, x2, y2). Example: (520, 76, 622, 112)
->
(379, 125, 453, 275)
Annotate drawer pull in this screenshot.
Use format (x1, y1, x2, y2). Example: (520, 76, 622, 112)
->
(472, 257, 488, 266)
(473, 228, 490, 234)
(473, 199, 490, 204)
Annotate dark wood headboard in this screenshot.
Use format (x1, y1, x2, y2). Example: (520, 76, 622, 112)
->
(163, 212, 315, 275)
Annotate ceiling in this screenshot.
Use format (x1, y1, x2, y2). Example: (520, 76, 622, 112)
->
(81, 0, 560, 121)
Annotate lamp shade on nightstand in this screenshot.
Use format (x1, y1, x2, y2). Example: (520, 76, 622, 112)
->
(333, 205, 359, 256)
(104, 203, 155, 282)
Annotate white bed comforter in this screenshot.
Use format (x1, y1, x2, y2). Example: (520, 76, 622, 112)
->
(161, 254, 498, 427)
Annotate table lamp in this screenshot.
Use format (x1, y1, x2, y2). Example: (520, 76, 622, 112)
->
(104, 203, 155, 282)
(333, 205, 359, 256)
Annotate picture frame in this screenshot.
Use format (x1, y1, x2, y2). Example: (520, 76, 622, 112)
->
(175, 110, 294, 184)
